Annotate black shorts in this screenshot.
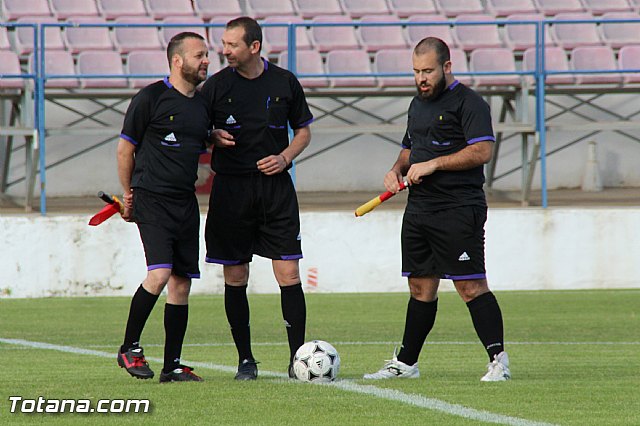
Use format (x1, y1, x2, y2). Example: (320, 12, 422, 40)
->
(205, 172, 302, 264)
(401, 205, 487, 280)
(133, 188, 200, 279)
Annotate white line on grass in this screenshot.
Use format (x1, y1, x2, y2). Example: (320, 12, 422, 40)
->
(0, 337, 556, 426)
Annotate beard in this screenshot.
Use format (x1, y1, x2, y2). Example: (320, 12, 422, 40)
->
(416, 73, 447, 101)
(181, 63, 206, 86)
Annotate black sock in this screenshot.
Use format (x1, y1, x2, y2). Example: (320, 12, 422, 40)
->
(397, 297, 438, 366)
(225, 284, 254, 363)
(466, 291, 505, 361)
(121, 284, 159, 353)
(280, 283, 306, 363)
(163, 303, 188, 373)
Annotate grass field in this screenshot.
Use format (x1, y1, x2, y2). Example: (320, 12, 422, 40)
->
(0, 290, 639, 425)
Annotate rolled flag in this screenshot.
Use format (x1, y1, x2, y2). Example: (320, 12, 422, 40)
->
(355, 179, 408, 217)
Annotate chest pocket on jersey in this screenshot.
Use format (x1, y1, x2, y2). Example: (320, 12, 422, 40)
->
(429, 112, 459, 152)
(160, 114, 183, 148)
(267, 96, 288, 130)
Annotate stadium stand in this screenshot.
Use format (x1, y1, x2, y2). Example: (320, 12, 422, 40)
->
(582, 0, 633, 14)
(0, 26, 11, 50)
(310, 15, 360, 51)
(145, 0, 195, 19)
(14, 17, 65, 55)
(1, 0, 52, 20)
(535, 0, 585, 15)
(454, 14, 504, 50)
(435, 0, 485, 17)
(246, 0, 296, 19)
(388, 0, 438, 18)
(113, 16, 162, 53)
(469, 47, 521, 86)
(31, 50, 78, 88)
(261, 16, 313, 55)
(64, 16, 114, 53)
(522, 46, 575, 85)
(50, 0, 100, 20)
(0, 51, 24, 88)
(325, 49, 376, 87)
(358, 15, 408, 52)
(570, 45, 623, 84)
(77, 51, 128, 88)
(97, 0, 148, 19)
(193, 0, 242, 20)
(618, 45, 640, 83)
(486, 0, 538, 16)
(293, 0, 344, 19)
(600, 11, 640, 49)
(550, 12, 603, 49)
(277, 50, 329, 88)
(340, 0, 391, 18)
(406, 14, 457, 48)
(450, 48, 473, 85)
(207, 17, 229, 53)
(160, 17, 207, 47)
(373, 48, 413, 87)
(126, 49, 169, 88)
(504, 13, 555, 51)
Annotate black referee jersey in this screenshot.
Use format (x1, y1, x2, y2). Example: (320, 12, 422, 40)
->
(401, 80, 495, 212)
(200, 59, 314, 175)
(120, 77, 210, 195)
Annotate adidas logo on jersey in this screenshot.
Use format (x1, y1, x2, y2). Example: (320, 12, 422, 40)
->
(164, 132, 177, 142)
(225, 115, 237, 125)
(458, 252, 470, 261)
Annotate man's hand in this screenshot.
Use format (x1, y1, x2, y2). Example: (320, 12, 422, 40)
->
(122, 190, 134, 222)
(211, 129, 236, 148)
(406, 160, 438, 185)
(384, 170, 405, 193)
(257, 154, 288, 175)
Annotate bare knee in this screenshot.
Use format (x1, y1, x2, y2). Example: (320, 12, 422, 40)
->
(167, 275, 191, 305)
(408, 277, 439, 302)
(273, 260, 300, 286)
(224, 264, 249, 285)
(143, 269, 171, 295)
(454, 279, 490, 303)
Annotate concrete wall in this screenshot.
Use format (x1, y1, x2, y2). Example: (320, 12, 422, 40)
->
(1, 208, 638, 298)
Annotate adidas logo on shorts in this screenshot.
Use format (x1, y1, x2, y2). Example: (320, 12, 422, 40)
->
(458, 251, 470, 261)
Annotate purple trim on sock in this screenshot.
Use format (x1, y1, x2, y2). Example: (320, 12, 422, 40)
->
(206, 257, 242, 265)
(280, 254, 303, 260)
(467, 135, 496, 144)
(402, 272, 411, 277)
(444, 273, 487, 281)
(448, 79, 460, 90)
(148, 263, 172, 271)
(120, 133, 138, 145)
(163, 76, 172, 88)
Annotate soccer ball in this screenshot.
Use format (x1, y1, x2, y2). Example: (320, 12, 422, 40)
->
(292, 340, 340, 382)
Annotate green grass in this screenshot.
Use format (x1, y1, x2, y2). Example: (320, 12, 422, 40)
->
(0, 290, 639, 425)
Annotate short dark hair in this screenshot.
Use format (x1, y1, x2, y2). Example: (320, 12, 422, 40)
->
(166, 32, 205, 67)
(226, 16, 262, 51)
(414, 37, 450, 66)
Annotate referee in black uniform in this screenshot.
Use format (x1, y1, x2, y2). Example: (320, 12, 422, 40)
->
(200, 17, 313, 380)
(116, 32, 210, 383)
(364, 37, 510, 382)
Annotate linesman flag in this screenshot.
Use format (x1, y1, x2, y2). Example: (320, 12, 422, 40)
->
(88, 191, 124, 226)
(354, 180, 409, 217)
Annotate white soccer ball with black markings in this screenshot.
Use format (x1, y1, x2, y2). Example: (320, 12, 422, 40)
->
(293, 340, 340, 382)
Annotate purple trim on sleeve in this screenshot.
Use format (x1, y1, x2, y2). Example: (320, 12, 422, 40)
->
(402, 272, 411, 277)
(148, 263, 172, 271)
(280, 254, 303, 260)
(294, 117, 314, 129)
(448, 80, 460, 90)
(401, 143, 411, 149)
(443, 273, 486, 281)
(263, 58, 268, 70)
(163, 76, 172, 88)
(186, 273, 201, 279)
(206, 257, 243, 265)
(467, 136, 495, 145)
(120, 133, 138, 146)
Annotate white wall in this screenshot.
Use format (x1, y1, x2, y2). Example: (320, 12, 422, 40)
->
(1, 208, 638, 298)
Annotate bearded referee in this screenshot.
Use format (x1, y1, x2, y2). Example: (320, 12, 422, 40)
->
(116, 32, 210, 383)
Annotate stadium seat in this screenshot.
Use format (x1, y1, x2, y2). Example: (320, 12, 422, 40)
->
(207, 17, 229, 53)
(326, 49, 376, 87)
(551, 13, 603, 49)
(486, 0, 538, 17)
(31, 50, 79, 88)
(127, 49, 169, 88)
(582, 0, 634, 15)
(208, 50, 223, 73)
(14, 17, 65, 56)
(246, 0, 296, 19)
(262, 16, 313, 55)
(570, 45, 622, 84)
(0, 27, 11, 50)
(64, 16, 114, 53)
(617, 45, 640, 83)
(293, 0, 343, 19)
(340, 0, 390, 18)
(1, 0, 52, 20)
(454, 14, 504, 51)
(600, 12, 640, 49)
(435, 0, 485, 17)
(0, 50, 24, 88)
(193, 0, 242, 20)
(77, 51, 128, 88)
(359, 15, 408, 52)
(277, 50, 329, 88)
(50, 0, 100, 20)
(97, 0, 148, 20)
(504, 13, 555, 51)
(374, 48, 413, 87)
(522, 46, 575, 84)
(406, 14, 456, 48)
(113, 17, 162, 54)
(450, 48, 473, 86)
(310, 15, 360, 52)
(469, 47, 521, 86)
(535, 0, 585, 15)
(160, 17, 207, 48)
(145, 0, 195, 19)
(388, 0, 437, 19)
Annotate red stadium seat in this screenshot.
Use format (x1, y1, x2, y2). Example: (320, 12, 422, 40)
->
(551, 12, 603, 49)
(159, 17, 207, 48)
(77, 51, 128, 88)
(97, 0, 148, 20)
(388, 0, 438, 19)
(582, 0, 634, 15)
(127, 49, 169, 88)
(64, 16, 114, 53)
(262, 16, 313, 55)
(435, 0, 485, 17)
(486, 0, 538, 17)
(1, 0, 52, 20)
(113, 17, 162, 54)
(246, 0, 296, 19)
(570, 45, 622, 84)
(30, 50, 79, 88)
(600, 12, 640, 49)
(145, 0, 195, 20)
(0, 27, 11, 51)
(293, 0, 344, 19)
(455, 14, 504, 51)
(14, 17, 65, 56)
(374, 48, 413, 87)
(326, 49, 376, 87)
(193, 0, 242, 20)
(523, 46, 575, 85)
(278, 50, 329, 88)
(470, 47, 521, 86)
(450, 48, 473, 86)
(310, 15, 360, 52)
(50, 0, 100, 20)
(618, 45, 640, 83)
(406, 14, 457, 49)
(504, 13, 555, 51)
(0, 51, 24, 88)
(340, 0, 390, 18)
(359, 15, 408, 52)
(535, 0, 585, 16)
